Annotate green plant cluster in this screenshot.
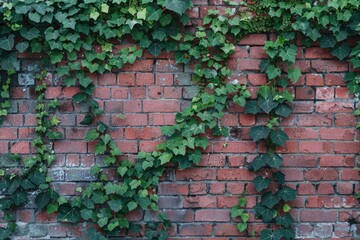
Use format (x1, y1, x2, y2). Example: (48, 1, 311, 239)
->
(0, 0, 360, 239)
(0, 70, 62, 239)
(0, 70, 13, 125)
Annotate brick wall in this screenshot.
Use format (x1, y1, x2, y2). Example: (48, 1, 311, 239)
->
(1, 4, 360, 240)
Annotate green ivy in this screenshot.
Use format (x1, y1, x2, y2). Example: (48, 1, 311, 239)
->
(1, 0, 360, 239)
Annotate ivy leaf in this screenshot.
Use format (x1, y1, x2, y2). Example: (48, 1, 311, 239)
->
(136, 196, 151, 210)
(13, 191, 28, 206)
(306, 28, 321, 41)
(261, 192, 281, 209)
(260, 229, 283, 240)
(127, 201, 138, 211)
(264, 153, 282, 169)
(85, 129, 99, 142)
(164, 0, 191, 15)
(253, 176, 271, 191)
(20, 28, 40, 40)
(275, 213, 294, 228)
(254, 204, 277, 222)
(245, 101, 260, 114)
(273, 171, 285, 184)
(231, 207, 244, 218)
(331, 43, 351, 60)
(29, 171, 46, 185)
(159, 152, 173, 165)
(318, 35, 337, 48)
(108, 199, 122, 212)
(188, 149, 202, 164)
(148, 42, 164, 56)
(16, 41, 29, 53)
(80, 114, 94, 125)
(279, 44, 297, 63)
(195, 137, 209, 150)
(94, 142, 107, 155)
(0, 35, 14, 51)
(287, 68, 301, 83)
(21, 179, 35, 190)
(35, 190, 51, 210)
(0, 229, 10, 240)
(270, 129, 289, 146)
(266, 65, 281, 80)
(58, 204, 81, 223)
(248, 155, 266, 172)
(278, 228, 295, 240)
(259, 96, 279, 114)
(249, 126, 270, 142)
(80, 209, 93, 220)
(277, 186, 297, 201)
(79, 77, 93, 88)
(274, 104, 292, 117)
(237, 222, 247, 232)
(0, 198, 13, 210)
(258, 86, 271, 99)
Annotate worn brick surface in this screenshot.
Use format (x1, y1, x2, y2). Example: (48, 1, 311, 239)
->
(0, 10, 359, 238)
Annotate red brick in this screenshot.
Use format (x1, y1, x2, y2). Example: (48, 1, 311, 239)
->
(318, 183, 335, 194)
(122, 60, 154, 72)
(248, 73, 267, 86)
(112, 114, 147, 126)
(300, 210, 337, 222)
(284, 128, 318, 140)
(316, 102, 353, 113)
(164, 209, 194, 222)
(179, 224, 212, 236)
(148, 113, 176, 125)
(316, 87, 334, 100)
(215, 223, 243, 236)
(198, 154, 226, 167)
(54, 142, 87, 153)
(238, 59, 261, 71)
(117, 73, 135, 86)
(11, 142, 29, 154)
(306, 74, 324, 86)
(334, 142, 360, 154)
(184, 196, 217, 208)
(320, 155, 355, 167)
(320, 128, 354, 140)
(296, 87, 315, 100)
(312, 60, 348, 72)
(325, 74, 346, 86)
(98, 73, 116, 85)
(297, 114, 332, 126)
(112, 88, 128, 99)
(217, 169, 254, 181)
(305, 47, 334, 59)
(190, 183, 207, 195)
(335, 87, 352, 99)
(0, 128, 17, 139)
(209, 183, 225, 194)
(239, 114, 255, 126)
(176, 168, 217, 181)
(213, 141, 256, 153)
(143, 100, 180, 112)
(239, 34, 267, 45)
(136, 73, 154, 85)
(336, 183, 354, 195)
(155, 73, 173, 85)
(129, 87, 146, 99)
(304, 169, 338, 181)
(159, 183, 188, 195)
(221, 114, 238, 126)
(341, 169, 360, 181)
(94, 87, 111, 100)
(195, 209, 230, 222)
(155, 59, 183, 72)
(298, 183, 316, 195)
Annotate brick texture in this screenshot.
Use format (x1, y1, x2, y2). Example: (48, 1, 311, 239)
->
(0, 5, 359, 239)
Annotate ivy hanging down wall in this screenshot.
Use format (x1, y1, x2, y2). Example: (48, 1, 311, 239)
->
(0, 0, 360, 239)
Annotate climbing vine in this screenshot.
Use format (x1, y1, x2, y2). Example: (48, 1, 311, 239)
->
(0, 0, 359, 239)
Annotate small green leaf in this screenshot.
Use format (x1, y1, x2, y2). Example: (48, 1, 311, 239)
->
(270, 129, 289, 146)
(288, 68, 301, 83)
(332, 43, 351, 60)
(35, 190, 51, 210)
(250, 126, 270, 142)
(253, 176, 271, 191)
(277, 186, 297, 201)
(164, 0, 191, 15)
(260, 229, 283, 240)
(261, 192, 281, 209)
(108, 199, 122, 212)
(127, 201, 138, 211)
(85, 129, 99, 142)
(266, 65, 281, 80)
(237, 223, 247, 232)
